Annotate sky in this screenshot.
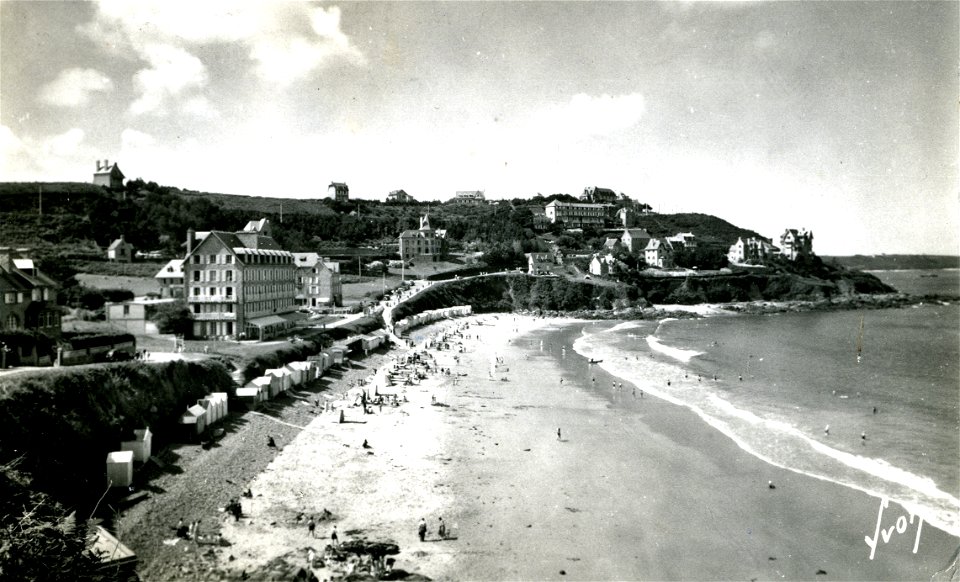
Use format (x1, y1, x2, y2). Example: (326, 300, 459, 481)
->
(1, 1, 957, 255)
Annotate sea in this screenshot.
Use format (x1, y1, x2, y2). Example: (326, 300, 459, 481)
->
(571, 268, 960, 537)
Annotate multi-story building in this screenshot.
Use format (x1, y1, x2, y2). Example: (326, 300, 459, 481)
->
(451, 190, 485, 205)
(780, 229, 814, 260)
(154, 259, 185, 298)
(386, 189, 415, 203)
(399, 214, 447, 262)
(644, 238, 675, 268)
(328, 182, 349, 203)
(580, 186, 618, 204)
(666, 232, 698, 250)
(0, 250, 61, 338)
(543, 200, 609, 228)
(183, 219, 296, 341)
(727, 237, 778, 265)
(93, 159, 124, 189)
(621, 228, 652, 253)
(293, 253, 342, 308)
(528, 206, 549, 231)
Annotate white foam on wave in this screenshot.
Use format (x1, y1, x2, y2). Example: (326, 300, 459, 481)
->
(603, 321, 644, 333)
(646, 335, 703, 363)
(571, 326, 960, 537)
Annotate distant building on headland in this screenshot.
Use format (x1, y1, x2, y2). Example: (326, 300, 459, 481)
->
(580, 186, 618, 204)
(328, 182, 349, 203)
(727, 237, 778, 265)
(543, 200, 608, 228)
(525, 252, 561, 276)
(451, 190, 485, 205)
(620, 228, 652, 253)
(387, 189, 415, 203)
(154, 259, 185, 298)
(93, 159, 125, 189)
(779, 228, 814, 260)
(644, 238, 675, 268)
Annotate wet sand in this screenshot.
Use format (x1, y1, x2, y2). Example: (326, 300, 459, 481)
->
(215, 314, 959, 580)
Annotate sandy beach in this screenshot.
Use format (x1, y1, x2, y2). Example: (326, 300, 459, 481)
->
(199, 313, 960, 581)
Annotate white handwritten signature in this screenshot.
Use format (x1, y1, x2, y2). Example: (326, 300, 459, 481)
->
(864, 497, 923, 560)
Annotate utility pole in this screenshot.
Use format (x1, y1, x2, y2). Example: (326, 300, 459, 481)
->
(38, 185, 43, 216)
(280, 201, 283, 224)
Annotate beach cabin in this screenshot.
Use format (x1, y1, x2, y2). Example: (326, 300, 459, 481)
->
(211, 392, 229, 420)
(236, 386, 262, 410)
(196, 397, 217, 424)
(290, 361, 314, 382)
(283, 363, 304, 387)
(106, 451, 134, 488)
(266, 368, 292, 396)
(329, 346, 346, 365)
(251, 376, 273, 400)
(179, 404, 207, 440)
(120, 428, 152, 462)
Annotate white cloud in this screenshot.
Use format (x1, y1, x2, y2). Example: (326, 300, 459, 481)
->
(80, 1, 365, 98)
(39, 68, 113, 107)
(129, 43, 208, 116)
(47, 128, 86, 157)
(0, 126, 96, 181)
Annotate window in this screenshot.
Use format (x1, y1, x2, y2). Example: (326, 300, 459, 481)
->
(5, 314, 19, 330)
(226, 287, 233, 297)
(226, 270, 233, 282)
(210, 271, 218, 282)
(226, 322, 233, 335)
(209, 287, 216, 296)
(123, 305, 130, 315)
(192, 256, 201, 264)
(225, 255, 233, 264)
(193, 271, 201, 282)
(226, 304, 233, 313)
(209, 254, 217, 264)
(193, 287, 200, 296)
(193, 304, 201, 314)
(32, 289, 41, 301)
(43, 288, 50, 300)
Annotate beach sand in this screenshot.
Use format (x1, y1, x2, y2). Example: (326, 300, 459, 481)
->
(213, 314, 959, 580)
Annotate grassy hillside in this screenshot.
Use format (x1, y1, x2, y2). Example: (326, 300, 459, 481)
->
(631, 212, 766, 245)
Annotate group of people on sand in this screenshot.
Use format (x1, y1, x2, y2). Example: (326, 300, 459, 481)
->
(418, 516, 448, 541)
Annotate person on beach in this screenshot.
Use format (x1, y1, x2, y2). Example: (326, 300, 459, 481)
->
(308, 516, 316, 537)
(438, 517, 447, 539)
(331, 525, 339, 547)
(418, 518, 427, 542)
(632, 387, 636, 398)
(557, 428, 562, 440)
(824, 425, 830, 435)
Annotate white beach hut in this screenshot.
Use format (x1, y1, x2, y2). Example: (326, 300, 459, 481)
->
(266, 368, 292, 395)
(120, 428, 152, 462)
(106, 451, 134, 487)
(236, 386, 261, 410)
(197, 397, 218, 424)
(179, 404, 207, 438)
(283, 363, 303, 387)
(211, 392, 229, 419)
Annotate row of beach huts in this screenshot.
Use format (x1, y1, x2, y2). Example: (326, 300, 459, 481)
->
(393, 305, 472, 337)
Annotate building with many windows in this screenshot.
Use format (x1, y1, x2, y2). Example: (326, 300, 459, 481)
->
(780, 228, 814, 260)
(0, 250, 61, 338)
(183, 219, 296, 340)
(293, 253, 342, 307)
(543, 200, 609, 228)
(727, 237, 778, 265)
(451, 190, 485, 204)
(580, 186, 618, 204)
(328, 182, 349, 202)
(644, 238, 675, 268)
(399, 214, 447, 262)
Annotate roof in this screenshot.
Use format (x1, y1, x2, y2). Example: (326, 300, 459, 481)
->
(154, 259, 184, 279)
(94, 163, 124, 178)
(645, 238, 674, 251)
(107, 238, 133, 250)
(329, 182, 348, 188)
(247, 314, 287, 327)
(623, 228, 651, 238)
(241, 218, 269, 232)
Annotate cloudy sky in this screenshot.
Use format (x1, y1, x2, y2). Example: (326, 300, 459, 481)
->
(1, 1, 957, 255)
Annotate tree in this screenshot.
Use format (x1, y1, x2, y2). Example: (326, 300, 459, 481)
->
(150, 300, 193, 336)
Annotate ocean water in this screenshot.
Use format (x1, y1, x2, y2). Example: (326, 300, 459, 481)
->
(572, 270, 959, 537)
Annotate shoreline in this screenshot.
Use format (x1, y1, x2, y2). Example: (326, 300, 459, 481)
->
(202, 313, 958, 580)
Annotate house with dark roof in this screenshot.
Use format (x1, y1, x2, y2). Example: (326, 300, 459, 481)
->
(328, 182, 349, 203)
(780, 228, 813, 260)
(107, 235, 135, 263)
(451, 190, 485, 204)
(93, 159, 125, 189)
(293, 253, 342, 307)
(387, 189, 415, 203)
(183, 219, 297, 340)
(525, 253, 560, 276)
(0, 250, 61, 340)
(154, 259, 185, 298)
(580, 186, 618, 204)
(621, 228, 652, 253)
(644, 238, 675, 268)
(399, 214, 447, 262)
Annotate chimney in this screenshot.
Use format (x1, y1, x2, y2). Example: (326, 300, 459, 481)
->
(187, 228, 195, 255)
(104, 159, 109, 169)
(96, 160, 101, 171)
